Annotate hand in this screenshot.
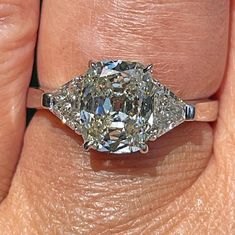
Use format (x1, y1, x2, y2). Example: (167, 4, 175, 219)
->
(0, 1, 234, 234)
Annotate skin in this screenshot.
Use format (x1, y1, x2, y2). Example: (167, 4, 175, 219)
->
(0, 0, 234, 234)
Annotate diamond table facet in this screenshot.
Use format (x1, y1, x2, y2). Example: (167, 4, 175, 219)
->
(49, 60, 186, 154)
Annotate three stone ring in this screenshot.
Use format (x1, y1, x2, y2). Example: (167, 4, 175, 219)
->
(27, 60, 218, 154)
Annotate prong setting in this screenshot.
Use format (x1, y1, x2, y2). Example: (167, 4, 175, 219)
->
(83, 141, 92, 151)
(149, 135, 157, 141)
(89, 60, 96, 68)
(140, 144, 149, 154)
(42, 93, 53, 109)
(143, 64, 153, 73)
(185, 104, 195, 120)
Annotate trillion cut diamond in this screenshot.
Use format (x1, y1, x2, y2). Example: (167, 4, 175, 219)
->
(49, 60, 186, 154)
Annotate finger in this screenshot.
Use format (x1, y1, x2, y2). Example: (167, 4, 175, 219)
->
(157, 2, 235, 233)
(4, 0, 229, 233)
(0, 0, 39, 201)
(1, 112, 214, 234)
(38, 0, 228, 100)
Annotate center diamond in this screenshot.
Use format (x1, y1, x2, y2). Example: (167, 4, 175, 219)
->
(80, 60, 156, 153)
(50, 60, 186, 154)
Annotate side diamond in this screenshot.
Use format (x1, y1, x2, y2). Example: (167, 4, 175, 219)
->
(50, 76, 83, 132)
(152, 81, 186, 138)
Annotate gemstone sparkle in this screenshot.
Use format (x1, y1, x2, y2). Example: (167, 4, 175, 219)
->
(49, 60, 186, 154)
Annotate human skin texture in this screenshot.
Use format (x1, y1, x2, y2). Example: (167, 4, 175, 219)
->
(0, 0, 234, 234)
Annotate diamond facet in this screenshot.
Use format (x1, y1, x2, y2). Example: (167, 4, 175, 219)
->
(49, 60, 186, 154)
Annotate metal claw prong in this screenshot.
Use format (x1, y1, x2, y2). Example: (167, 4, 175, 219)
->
(149, 135, 157, 141)
(140, 144, 149, 154)
(83, 141, 92, 151)
(143, 64, 153, 73)
(89, 60, 96, 68)
(42, 92, 53, 109)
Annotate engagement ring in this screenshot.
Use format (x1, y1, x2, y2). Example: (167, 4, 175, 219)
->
(27, 60, 218, 154)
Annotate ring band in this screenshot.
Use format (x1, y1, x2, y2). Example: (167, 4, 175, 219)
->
(27, 60, 218, 154)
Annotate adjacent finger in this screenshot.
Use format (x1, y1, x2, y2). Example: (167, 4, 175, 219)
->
(0, 0, 39, 201)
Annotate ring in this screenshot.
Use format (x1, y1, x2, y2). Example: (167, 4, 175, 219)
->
(27, 60, 218, 154)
